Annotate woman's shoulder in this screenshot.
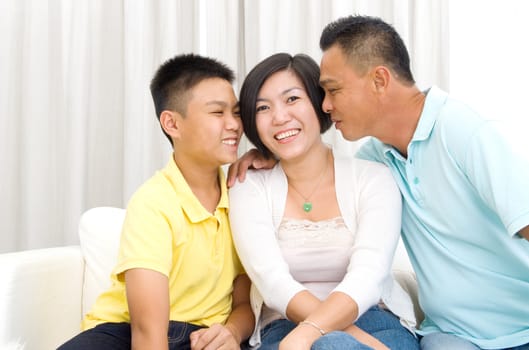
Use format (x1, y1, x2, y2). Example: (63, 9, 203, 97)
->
(229, 164, 282, 194)
(334, 151, 392, 178)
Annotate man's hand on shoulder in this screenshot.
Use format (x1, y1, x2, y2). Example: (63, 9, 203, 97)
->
(227, 149, 277, 187)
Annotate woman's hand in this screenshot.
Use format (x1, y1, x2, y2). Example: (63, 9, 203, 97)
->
(277, 324, 389, 350)
(278, 323, 322, 350)
(345, 325, 389, 350)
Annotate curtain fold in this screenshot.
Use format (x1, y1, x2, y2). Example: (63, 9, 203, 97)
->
(0, 0, 448, 253)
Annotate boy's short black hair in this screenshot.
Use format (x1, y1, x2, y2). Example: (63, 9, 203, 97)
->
(239, 53, 332, 158)
(150, 54, 235, 146)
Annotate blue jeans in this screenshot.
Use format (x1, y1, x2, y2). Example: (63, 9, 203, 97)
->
(420, 332, 529, 350)
(56, 321, 203, 350)
(259, 306, 419, 350)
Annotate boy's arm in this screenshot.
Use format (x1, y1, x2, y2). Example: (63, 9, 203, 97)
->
(224, 273, 254, 343)
(126, 268, 169, 350)
(190, 274, 254, 350)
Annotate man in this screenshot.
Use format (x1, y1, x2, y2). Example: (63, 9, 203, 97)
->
(317, 16, 529, 349)
(230, 15, 529, 350)
(59, 54, 253, 350)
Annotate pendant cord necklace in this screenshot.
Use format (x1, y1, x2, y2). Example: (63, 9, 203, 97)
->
(288, 150, 330, 213)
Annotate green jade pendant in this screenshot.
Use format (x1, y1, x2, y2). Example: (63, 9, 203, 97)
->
(303, 202, 313, 212)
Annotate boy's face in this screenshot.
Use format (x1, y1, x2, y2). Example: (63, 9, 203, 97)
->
(176, 78, 242, 167)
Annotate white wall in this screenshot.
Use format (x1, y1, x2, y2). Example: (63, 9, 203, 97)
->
(449, 1, 529, 153)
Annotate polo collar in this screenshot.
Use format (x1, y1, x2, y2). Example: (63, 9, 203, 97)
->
(165, 158, 229, 223)
(412, 86, 447, 142)
(382, 86, 448, 159)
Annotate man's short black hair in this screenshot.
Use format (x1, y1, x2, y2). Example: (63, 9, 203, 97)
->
(320, 15, 415, 84)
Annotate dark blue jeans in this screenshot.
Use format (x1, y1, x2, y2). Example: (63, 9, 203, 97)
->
(259, 306, 419, 350)
(56, 321, 203, 350)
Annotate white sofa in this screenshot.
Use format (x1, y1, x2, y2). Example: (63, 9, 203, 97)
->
(0, 207, 422, 350)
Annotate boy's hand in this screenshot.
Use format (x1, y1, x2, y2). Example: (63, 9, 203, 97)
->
(190, 323, 240, 350)
(227, 149, 277, 187)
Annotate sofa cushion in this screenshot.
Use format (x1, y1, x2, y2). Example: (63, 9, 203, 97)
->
(79, 207, 125, 316)
(0, 246, 83, 349)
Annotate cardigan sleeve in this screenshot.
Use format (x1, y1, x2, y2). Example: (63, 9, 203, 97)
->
(228, 170, 307, 317)
(332, 159, 402, 319)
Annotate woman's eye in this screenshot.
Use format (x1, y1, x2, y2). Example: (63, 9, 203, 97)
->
(256, 105, 269, 112)
(286, 96, 299, 103)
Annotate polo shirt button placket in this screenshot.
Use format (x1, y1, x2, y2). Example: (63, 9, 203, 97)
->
(406, 153, 424, 203)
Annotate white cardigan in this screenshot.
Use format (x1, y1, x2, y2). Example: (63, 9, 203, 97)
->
(229, 152, 416, 347)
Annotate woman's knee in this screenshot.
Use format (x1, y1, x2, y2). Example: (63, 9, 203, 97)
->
(311, 331, 372, 350)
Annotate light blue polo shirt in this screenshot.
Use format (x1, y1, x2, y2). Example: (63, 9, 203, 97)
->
(357, 86, 529, 348)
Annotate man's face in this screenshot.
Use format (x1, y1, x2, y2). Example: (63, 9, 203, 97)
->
(320, 45, 378, 141)
(176, 78, 242, 167)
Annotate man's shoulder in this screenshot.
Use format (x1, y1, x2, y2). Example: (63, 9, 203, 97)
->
(335, 151, 394, 185)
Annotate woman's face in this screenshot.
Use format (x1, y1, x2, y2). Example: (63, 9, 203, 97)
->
(255, 70, 322, 161)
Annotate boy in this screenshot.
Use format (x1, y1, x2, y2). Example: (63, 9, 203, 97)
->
(59, 54, 253, 350)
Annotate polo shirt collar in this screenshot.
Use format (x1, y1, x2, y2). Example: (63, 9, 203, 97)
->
(412, 86, 447, 142)
(164, 157, 229, 223)
(381, 86, 448, 159)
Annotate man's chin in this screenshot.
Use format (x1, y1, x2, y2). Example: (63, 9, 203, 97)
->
(335, 127, 362, 142)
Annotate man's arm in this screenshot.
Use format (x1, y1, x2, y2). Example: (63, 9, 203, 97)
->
(189, 274, 254, 350)
(125, 268, 169, 350)
(519, 225, 529, 241)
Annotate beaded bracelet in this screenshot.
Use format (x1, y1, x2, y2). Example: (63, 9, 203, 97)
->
(299, 320, 326, 336)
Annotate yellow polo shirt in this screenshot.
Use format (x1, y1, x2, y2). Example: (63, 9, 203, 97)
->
(82, 158, 244, 330)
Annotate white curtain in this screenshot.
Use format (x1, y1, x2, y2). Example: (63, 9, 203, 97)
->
(448, 1, 529, 155)
(0, 0, 448, 253)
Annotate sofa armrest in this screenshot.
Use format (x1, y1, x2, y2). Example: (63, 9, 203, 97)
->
(0, 246, 84, 350)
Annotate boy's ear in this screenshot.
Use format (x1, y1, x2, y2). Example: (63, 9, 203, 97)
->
(160, 110, 182, 140)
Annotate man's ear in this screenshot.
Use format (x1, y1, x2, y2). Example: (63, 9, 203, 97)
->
(372, 65, 390, 93)
(160, 110, 182, 140)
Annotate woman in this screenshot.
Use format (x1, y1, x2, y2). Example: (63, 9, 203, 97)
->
(228, 53, 418, 350)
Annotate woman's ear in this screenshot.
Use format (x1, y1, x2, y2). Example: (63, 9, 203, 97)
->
(160, 110, 181, 140)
